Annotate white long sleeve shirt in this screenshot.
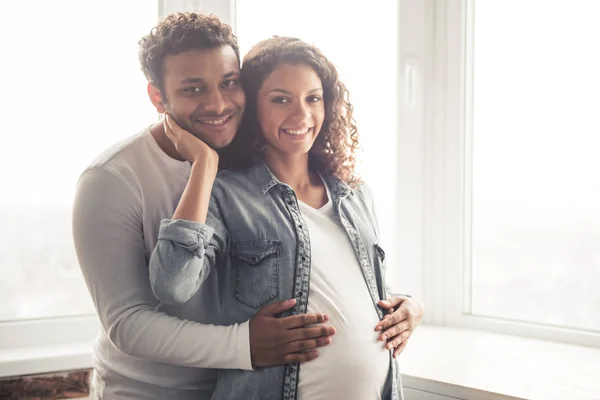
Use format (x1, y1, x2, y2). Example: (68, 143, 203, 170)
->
(72, 127, 252, 400)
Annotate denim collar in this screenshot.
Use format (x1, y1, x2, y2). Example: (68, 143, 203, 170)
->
(249, 157, 353, 200)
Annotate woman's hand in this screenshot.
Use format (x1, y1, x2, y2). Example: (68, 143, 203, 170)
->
(375, 296, 424, 358)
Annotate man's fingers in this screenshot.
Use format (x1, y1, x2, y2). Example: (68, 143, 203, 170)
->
(257, 299, 297, 316)
(283, 350, 319, 364)
(378, 320, 410, 342)
(286, 335, 332, 353)
(281, 312, 329, 329)
(287, 325, 336, 343)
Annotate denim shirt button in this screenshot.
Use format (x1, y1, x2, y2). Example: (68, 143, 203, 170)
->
(301, 256, 306, 262)
(287, 200, 294, 205)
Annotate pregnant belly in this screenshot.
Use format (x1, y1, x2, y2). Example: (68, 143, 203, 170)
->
(297, 327, 390, 400)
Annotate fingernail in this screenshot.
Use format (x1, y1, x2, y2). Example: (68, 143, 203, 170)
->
(375, 325, 381, 331)
(381, 335, 387, 341)
(287, 299, 297, 305)
(323, 314, 329, 321)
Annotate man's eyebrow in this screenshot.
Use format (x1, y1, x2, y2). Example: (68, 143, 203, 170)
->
(223, 71, 239, 79)
(179, 71, 239, 85)
(180, 77, 204, 85)
(267, 87, 323, 95)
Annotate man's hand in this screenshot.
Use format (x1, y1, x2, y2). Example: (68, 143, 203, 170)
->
(250, 299, 336, 367)
(163, 113, 218, 167)
(375, 296, 424, 358)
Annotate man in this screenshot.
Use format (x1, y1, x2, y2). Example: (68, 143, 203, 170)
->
(72, 13, 335, 400)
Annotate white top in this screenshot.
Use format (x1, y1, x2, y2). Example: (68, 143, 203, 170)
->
(72, 127, 252, 400)
(297, 187, 390, 400)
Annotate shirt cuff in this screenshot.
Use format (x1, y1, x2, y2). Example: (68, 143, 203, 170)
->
(158, 218, 215, 258)
(236, 320, 254, 371)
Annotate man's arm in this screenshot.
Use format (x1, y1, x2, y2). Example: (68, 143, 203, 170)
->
(73, 166, 253, 368)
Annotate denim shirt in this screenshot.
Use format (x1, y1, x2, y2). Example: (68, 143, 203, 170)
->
(149, 160, 404, 400)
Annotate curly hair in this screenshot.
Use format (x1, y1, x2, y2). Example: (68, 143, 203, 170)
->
(138, 12, 239, 95)
(227, 36, 360, 186)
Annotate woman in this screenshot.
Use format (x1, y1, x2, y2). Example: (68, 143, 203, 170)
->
(149, 36, 422, 400)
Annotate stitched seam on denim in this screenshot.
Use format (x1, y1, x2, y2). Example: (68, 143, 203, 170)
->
(234, 248, 279, 308)
(282, 189, 311, 400)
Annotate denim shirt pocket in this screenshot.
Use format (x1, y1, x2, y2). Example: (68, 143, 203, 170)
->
(231, 240, 280, 308)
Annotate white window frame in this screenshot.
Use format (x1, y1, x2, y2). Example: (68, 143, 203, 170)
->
(420, 0, 600, 348)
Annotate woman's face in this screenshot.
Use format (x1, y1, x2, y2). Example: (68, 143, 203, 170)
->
(257, 63, 325, 161)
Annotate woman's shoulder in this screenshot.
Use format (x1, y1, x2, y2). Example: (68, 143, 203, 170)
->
(212, 167, 260, 197)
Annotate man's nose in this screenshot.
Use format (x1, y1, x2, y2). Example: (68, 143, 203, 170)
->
(203, 89, 227, 115)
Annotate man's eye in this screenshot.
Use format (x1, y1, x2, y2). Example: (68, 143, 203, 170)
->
(272, 97, 289, 104)
(307, 95, 322, 103)
(222, 79, 239, 88)
(183, 87, 201, 93)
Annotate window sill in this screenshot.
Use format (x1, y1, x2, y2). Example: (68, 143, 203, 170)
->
(2, 325, 599, 400)
(0, 343, 92, 378)
(398, 325, 600, 400)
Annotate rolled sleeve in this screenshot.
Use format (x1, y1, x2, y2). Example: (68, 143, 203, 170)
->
(149, 219, 216, 305)
(157, 218, 215, 258)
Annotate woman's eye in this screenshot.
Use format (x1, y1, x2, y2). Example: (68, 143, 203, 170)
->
(307, 95, 322, 103)
(272, 97, 289, 104)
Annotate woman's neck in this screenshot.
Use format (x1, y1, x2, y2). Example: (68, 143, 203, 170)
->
(262, 151, 320, 193)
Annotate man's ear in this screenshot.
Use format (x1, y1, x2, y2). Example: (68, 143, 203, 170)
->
(148, 82, 166, 113)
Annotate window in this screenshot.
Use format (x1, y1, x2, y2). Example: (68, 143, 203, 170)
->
(0, 1, 158, 322)
(424, 0, 600, 347)
(470, 1, 600, 333)
(236, 0, 402, 286)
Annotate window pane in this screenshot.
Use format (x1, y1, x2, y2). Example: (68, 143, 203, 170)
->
(471, 1, 600, 332)
(0, 1, 158, 321)
(236, 0, 399, 270)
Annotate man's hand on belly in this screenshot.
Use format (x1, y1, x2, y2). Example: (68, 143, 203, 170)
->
(249, 299, 336, 367)
(374, 296, 424, 358)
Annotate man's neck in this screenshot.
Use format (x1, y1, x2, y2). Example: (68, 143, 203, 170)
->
(150, 120, 186, 161)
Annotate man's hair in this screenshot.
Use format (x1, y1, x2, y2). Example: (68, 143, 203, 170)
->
(227, 36, 360, 186)
(138, 12, 239, 95)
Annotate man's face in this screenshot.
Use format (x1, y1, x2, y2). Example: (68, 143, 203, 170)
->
(160, 46, 245, 149)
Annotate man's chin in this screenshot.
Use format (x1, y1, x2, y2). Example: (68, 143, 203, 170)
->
(191, 131, 236, 150)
